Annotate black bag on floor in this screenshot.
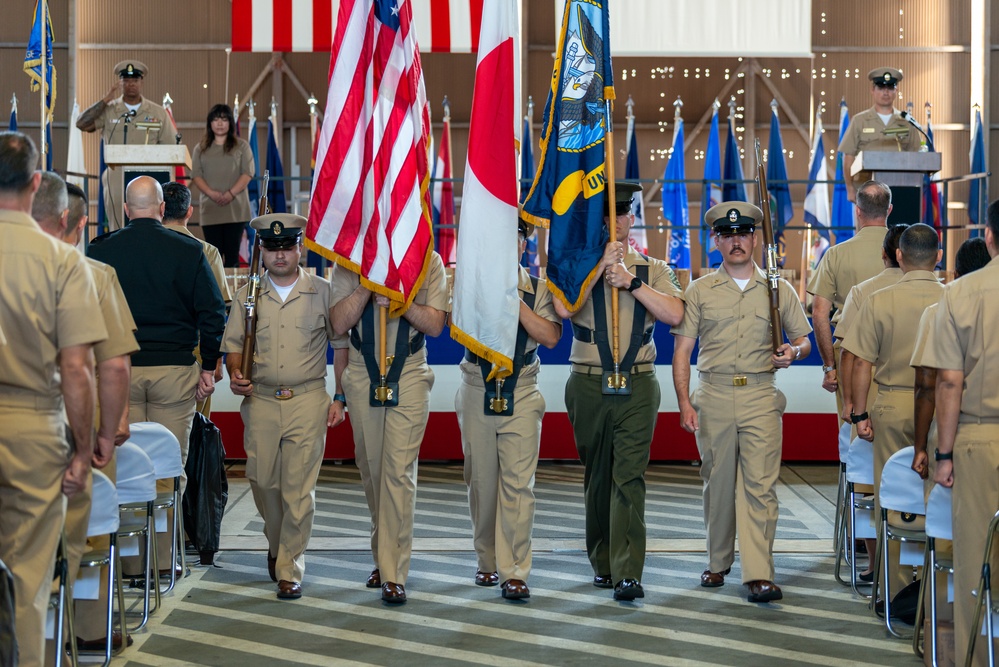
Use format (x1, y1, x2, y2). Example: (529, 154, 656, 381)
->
(183, 413, 228, 565)
(890, 578, 921, 625)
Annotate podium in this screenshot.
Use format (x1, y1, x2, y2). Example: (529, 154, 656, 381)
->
(852, 151, 942, 225)
(103, 145, 192, 229)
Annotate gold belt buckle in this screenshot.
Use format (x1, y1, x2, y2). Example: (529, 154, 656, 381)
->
(733, 375, 748, 387)
(275, 388, 294, 400)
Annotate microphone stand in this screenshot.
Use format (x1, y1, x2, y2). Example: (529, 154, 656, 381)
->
(899, 111, 934, 151)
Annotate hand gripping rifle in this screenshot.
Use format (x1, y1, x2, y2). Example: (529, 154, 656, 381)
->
(239, 170, 271, 381)
(754, 140, 784, 356)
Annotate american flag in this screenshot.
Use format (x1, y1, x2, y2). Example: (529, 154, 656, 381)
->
(306, 0, 433, 312)
(232, 0, 483, 53)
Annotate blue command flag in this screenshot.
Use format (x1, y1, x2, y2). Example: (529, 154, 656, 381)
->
(766, 103, 793, 262)
(968, 108, 986, 234)
(246, 114, 260, 213)
(831, 100, 854, 242)
(662, 119, 689, 269)
(520, 0, 614, 311)
(723, 114, 747, 203)
(23, 0, 56, 122)
(520, 114, 539, 273)
(266, 119, 287, 213)
(701, 106, 722, 268)
(803, 110, 831, 242)
(8, 97, 16, 131)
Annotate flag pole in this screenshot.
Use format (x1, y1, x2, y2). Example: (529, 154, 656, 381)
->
(224, 47, 232, 109)
(39, 0, 48, 167)
(604, 95, 622, 387)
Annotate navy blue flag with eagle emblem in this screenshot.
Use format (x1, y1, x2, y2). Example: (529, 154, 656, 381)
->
(520, 0, 613, 311)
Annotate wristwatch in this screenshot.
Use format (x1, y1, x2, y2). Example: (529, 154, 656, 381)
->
(627, 277, 643, 293)
(850, 411, 870, 424)
(934, 448, 953, 461)
(821, 365, 835, 373)
(333, 393, 347, 406)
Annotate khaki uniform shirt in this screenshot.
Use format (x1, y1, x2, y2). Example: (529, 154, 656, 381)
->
(191, 139, 255, 225)
(837, 106, 922, 159)
(841, 270, 943, 389)
(222, 270, 342, 386)
(923, 258, 999, 419)
(459, 266, 560, 380)
(834, 267, 903, 341)
(164, 223, 233, 303)
(0, 210, 108, 399)
(672, 264, 812, 374)
(331, 252, 450, 365)
(93, 96, 170, 145)
(568, 248, 682, 366)
(807, 225, 888, 326)
(909, 302, 938, 368)
(85, 257, 139, 363)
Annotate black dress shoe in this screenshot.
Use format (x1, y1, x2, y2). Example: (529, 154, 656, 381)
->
(593, 574, 613, 589)
(366, 568, 381, 588)
(501, 579, 530, 600)
(746, 580, 783, 603)
(613, 579, 645, 601)
(858, 571, 874, 583)
(277, 580, 302, 600)
(381, 581, 406, 604)
(700, 567, 732, 588)
(475, 570, 499, 586)
(75, 630, 132, 651)
(267, 552, 277, 582)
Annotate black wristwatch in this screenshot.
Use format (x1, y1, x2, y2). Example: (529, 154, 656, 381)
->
(850, 411, 870, 424)
(627, 276, 643, 293)
(934, 448, 953, 461)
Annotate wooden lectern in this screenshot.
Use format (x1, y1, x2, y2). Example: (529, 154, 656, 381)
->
(852, 151, 942, 225)
(103, 144, 192, 229)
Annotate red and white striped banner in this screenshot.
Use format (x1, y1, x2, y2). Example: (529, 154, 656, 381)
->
(306, 0, 434, 311)
(232, 0, 483, 53)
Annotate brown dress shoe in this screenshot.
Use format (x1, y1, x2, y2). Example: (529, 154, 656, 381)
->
(593, 574, 613, 589)
(277, 580, 303, 600)
(700, 567, 732, 588)
(381, 581, 406, 604)
(75, 630, 133, 651)
(746, 580, 783, 603)
(366, 568, 381, 588)
(475, 570, 499, 587)
(501, 579, 530, 600)
(267, 552, 277, 582)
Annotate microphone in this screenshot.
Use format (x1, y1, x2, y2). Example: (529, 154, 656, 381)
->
(899, 110, 934, 151)
(175, 133, 183, 145)
(120, 109, 137, 123)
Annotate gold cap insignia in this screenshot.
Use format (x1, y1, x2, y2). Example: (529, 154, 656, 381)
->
(127, 64, 134, 74)
(728, 209, 739, 223)
(883, 72, 891, 82)
(271, 221, 283, 235)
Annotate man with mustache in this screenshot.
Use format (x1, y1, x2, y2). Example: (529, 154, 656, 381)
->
(672, 201, 812, 603)
(223, 213, 347, 600)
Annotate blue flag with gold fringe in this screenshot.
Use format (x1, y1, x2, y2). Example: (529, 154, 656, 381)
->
(23, 0, 56, 122)
(520, 0, 613, 311)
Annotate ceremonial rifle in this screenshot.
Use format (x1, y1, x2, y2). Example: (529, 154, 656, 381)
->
(239, 170, 271, 381)
(754, 139, 784, 356)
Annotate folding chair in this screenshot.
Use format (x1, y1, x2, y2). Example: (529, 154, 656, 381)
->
(834, 421, 855, 585)
(913, 484, 953, 665)
(74, 470, 123, 667)
(966, 509, 999, 667)
(0, 558, 13, 667)
(127, 422, 186, 594)
(873, 445, 926, 638)
(116, 441, 159, 631)
(47, 532, 77, 667)
(845, 436, 877, 598)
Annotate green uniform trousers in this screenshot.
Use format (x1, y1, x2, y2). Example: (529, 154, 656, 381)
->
(565, 371, 660, 583)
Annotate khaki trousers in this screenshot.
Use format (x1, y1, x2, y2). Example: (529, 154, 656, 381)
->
(871, 387, 917, 596)
(456, 369, 543, 583)
(951, 424, 999, 667)
(343, 352, 433, 585)
(0, 402, 69, 667)
(565, 371, 660, 583)
(129, 363, 199, 568)
(242, 387, 330, 583)
(694, 380, 785, 583)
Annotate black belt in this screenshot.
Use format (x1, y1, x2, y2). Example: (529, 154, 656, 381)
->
(572, 323, 654, 347)
(349, 328, 426, 356)
(464, 349, 537, 368)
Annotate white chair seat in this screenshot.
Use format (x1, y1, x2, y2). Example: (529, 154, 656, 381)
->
(128, 423, 183, 478)
(926, 485, 953, 541)
(838, 422, 852, 463)
(880, 446, 926, 516)
(846, 437, 875, 485)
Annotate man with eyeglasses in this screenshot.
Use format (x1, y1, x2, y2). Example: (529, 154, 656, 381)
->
(837, 67, 921, 204)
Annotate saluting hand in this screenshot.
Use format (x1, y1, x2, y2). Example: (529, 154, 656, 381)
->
(230, 369, 253, 397)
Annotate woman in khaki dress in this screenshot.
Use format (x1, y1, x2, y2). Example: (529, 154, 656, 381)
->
(191, 103, 255, 266)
